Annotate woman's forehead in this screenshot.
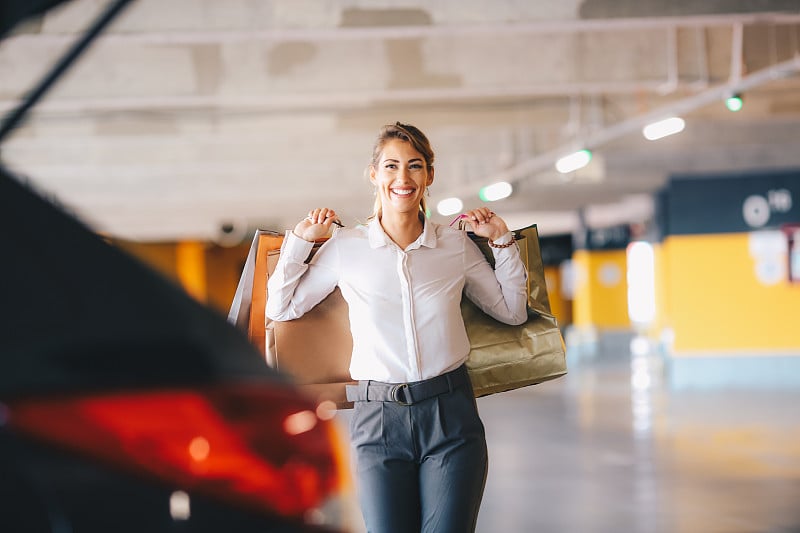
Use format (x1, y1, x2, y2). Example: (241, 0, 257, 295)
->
(379, 139, 423, 161)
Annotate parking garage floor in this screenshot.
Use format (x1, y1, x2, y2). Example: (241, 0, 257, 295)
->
(337, 339, 800, 532)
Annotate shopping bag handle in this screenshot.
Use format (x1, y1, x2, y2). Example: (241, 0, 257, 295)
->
(449, 214, 467, 227)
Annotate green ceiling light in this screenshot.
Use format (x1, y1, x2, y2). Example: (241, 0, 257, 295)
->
(725, 94, 743, 112)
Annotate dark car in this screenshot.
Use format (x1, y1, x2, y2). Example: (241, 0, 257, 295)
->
(0, 3, 354, 531)
(0, 164, 354, 532)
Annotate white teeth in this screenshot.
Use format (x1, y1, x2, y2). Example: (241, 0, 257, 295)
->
(392, 189, 414, 195)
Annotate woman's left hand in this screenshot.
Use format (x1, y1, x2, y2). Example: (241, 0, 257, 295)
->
(462, 208, 509, 241)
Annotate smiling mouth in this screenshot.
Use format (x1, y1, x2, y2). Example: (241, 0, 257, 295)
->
(390, 188, 415, 197)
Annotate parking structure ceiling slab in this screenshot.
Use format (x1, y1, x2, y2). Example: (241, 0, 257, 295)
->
(1, 0, 799, 242)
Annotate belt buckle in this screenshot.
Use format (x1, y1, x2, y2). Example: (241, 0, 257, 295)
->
(390, 383, 412, 406)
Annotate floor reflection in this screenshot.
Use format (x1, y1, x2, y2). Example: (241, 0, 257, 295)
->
(475, 337, 800, 533)
(336, 337, 800, 532)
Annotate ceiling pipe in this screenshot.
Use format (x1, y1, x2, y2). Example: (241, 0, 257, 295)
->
(690, 27, 710, 90)
(9, 12, 800, 45)
(435, 54, 800, 200)
(657, 26, 679, 95)
(730, 22, 744, 85)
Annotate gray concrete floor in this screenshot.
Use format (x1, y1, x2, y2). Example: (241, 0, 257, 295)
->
(336, 341, 800, 532)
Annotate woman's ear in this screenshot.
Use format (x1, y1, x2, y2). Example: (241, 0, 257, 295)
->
(427, 166, 434, 186)
(369, 165, 377, 185)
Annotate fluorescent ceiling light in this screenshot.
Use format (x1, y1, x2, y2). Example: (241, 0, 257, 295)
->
(642, 117, 685, 140)
(555, 149, 592, 174)
(436, 197, 463, 216)
(479, 181, 513, 202)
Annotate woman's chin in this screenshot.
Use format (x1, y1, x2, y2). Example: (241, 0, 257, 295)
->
(386, 196, 420, 211)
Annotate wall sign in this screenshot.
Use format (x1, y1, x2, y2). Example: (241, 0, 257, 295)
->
(665, 169, 800, 236)
(578, 223, 631, 250)
(743, 189, 793, 228)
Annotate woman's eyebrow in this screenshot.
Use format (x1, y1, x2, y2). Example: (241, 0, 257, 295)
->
(381, 157, 423, 164)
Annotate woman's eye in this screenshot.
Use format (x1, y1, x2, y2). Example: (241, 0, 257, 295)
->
(410, 164, 423, 170)
(385, 164, 396, 169)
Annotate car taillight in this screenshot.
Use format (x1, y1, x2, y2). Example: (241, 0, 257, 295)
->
(3, 383, 351, 522)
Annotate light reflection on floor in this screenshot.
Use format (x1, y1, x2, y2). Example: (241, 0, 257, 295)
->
(336, 337, 800, 532)
(475, 339, 800, 533)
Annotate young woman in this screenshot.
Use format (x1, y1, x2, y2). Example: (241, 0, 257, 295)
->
(266, 122, 528, 533)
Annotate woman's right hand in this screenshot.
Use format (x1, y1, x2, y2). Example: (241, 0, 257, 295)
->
(293, 207, 340, 242)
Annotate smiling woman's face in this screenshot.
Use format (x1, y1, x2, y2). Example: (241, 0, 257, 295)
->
(370, 138, 434, 218)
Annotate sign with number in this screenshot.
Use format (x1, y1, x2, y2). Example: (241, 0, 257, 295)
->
(664, 170, 799, 236)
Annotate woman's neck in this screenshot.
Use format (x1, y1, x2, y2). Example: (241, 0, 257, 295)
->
(379, 210, 424, 250)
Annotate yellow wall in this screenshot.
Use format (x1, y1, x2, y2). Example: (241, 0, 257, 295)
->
(663, 232, 800, 354)
(113, 241, 179, 281)
(112, 239, 250, 315)
(572, 249, 630, 329)
(544, 265, 572, 328)
(205, 243, 251, 313)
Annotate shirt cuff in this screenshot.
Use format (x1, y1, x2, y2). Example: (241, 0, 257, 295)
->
(491, 231, 514, 246)
(282, 230, 315, 260)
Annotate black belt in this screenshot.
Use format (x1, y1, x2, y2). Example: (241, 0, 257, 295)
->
(346, 364, 470, 406)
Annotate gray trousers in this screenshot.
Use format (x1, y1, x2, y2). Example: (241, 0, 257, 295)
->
(349, 367, 488, 533)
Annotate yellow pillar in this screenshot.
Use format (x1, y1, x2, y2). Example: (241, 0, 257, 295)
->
(175, 241, 207, 302)
(572, 248, 629, 329)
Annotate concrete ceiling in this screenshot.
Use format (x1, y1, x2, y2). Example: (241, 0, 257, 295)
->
(1, 0, 799, 242)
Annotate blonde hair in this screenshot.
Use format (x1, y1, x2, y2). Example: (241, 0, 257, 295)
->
(367, 122, 435, 220)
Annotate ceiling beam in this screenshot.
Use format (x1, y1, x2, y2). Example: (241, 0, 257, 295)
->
(10, 12, 800, 45)
(0, 80, 676, 115)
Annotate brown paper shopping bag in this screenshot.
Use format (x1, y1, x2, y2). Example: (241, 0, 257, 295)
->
(228, 230, 356, 408)
(460, 224, 567, 397)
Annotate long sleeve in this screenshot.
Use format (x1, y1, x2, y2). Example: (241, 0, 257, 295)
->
(462, 231, 528, 325)
(265, 231, 339, 322)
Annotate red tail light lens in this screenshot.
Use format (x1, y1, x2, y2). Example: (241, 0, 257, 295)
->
(4, 383, 350, 519)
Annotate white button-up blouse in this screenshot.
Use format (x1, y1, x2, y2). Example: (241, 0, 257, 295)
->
(265, 218, 528, 383)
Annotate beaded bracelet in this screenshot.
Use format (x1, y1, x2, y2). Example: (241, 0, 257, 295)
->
(488, 236, 516, 249)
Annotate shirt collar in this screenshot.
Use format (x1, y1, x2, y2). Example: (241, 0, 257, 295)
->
(418, 218, 437, 248)
(367, 216, 438, 249)
(367, 218, 390, 248)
